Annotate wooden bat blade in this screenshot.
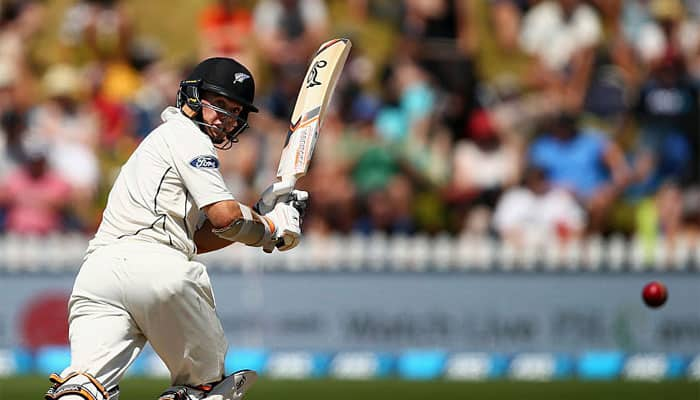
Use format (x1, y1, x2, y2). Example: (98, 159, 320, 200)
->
(276, 38, 352, 184)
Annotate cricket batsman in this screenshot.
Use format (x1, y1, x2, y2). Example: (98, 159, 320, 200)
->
(44, 57, 307, 400)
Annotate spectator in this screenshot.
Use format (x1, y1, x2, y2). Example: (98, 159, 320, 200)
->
(584, 0, 642, 122)
(632, 53, 699, 191)
(519, 0, 602, 111)
(520, 0, 601, 72)
(0, 109, 27, 179)
(27, 64, 100, 230)
(0, 143, 71, 235)
(375, 60, 436, 142)
(373, 60, 450, 188)
(400, 0, 478, 142)
(198, 0, 255, 69)
(353, 175, 416, 236)
(0, 61, 17, 115)
(261, 63, 307, 121)
(493, 166, 586, 246)
(489, 0, 529, 51)
(632, 0, 694, 67)
(529, 112, 632, 233)
(0, 0, 697, 244)
(128, 39, 175, 138)
(59, 0, 132, 63)
(253, 0, 329, 70)
(0, 0, 44, 110)
(444, 108, 521, 233)
(401, 0, 475, 56)
(349, 131, 401, 197)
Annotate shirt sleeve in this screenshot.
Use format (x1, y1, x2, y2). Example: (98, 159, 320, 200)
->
(167, 125, 235, 209)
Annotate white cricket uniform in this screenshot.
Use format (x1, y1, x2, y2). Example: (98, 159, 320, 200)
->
(63, 107, 235, 389)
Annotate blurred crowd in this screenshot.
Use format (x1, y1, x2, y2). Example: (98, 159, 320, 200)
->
(0, 0, 699, 250)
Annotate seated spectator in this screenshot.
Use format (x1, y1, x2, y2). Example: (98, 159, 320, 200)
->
(127, 39, 175, 138)
(353, 175, 416, 236)
(28, 64, 100, 231)
(519, 0, 601, 73)
(632, 0, 696, 68)
(59, 0, 132, 63)
(253, 0, 328, 70)
(198, 0, 255, 70)
(583, 1, 641, 127)
(400, 0, 477, 141)
(488, 0, 529, 51)
(0, 108, 27, 179)
(261, 63, 307, 120)
(632, 53, 699, 191)
(374, 60, 436, 144)
(529, 112, 631, 233)
(0, 0, 44, 110)
(493, 166, 586, 246)
(444, 108, 521, 233)
(0, 143, 71, 235)
(519, 0, 601, 111)
(373, 60, 450, 187)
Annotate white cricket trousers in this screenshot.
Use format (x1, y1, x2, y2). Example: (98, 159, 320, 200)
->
(62, 241, 227, 389)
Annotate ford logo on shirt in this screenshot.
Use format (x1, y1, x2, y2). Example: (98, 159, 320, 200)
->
(190, 155, 220, 169)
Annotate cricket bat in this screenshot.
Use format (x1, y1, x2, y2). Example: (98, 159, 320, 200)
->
(259, 38, 352, 211)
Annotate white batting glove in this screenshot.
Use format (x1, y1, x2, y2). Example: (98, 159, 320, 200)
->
(255, 188, 309, 216)
(262, 202, 302, 252)
(255, 181, 294, 214)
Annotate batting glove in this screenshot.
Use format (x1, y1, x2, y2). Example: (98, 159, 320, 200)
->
(262, 201, 302, 252)
(255, 188, 309, 216)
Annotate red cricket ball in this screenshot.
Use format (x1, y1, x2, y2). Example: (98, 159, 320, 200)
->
(642, 281, 668, 308)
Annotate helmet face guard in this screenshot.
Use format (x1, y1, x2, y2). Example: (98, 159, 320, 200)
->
(199, 99, 250, 149)
(177, 58, 258, 149)
(177, 79, 254, 150)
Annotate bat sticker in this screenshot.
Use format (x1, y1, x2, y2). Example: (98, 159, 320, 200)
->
(306, 60, 328, 88)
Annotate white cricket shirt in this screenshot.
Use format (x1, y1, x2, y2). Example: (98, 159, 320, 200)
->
(86, 107, 235, 259)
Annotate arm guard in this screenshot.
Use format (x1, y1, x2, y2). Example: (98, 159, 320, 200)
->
(211, 204, 275, 247)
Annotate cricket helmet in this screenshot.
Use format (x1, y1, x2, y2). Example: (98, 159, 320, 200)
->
(177, 57, 259, 148)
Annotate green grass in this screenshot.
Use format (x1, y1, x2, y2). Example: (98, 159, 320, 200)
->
(1, 376, 698, 400)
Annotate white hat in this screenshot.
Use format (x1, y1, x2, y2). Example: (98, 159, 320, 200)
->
(42, 64, 82, 98)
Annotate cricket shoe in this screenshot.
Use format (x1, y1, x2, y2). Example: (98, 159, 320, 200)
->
(159, 370, 257, 400)
(205, 370, 257, 400)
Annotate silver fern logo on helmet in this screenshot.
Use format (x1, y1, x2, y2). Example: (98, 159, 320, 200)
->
(234, 72, 250, 84)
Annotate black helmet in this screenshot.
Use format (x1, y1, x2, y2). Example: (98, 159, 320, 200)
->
(177, 57, 259, 149)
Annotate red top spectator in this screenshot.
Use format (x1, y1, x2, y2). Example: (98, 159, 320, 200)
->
(199, 0, 253, 59)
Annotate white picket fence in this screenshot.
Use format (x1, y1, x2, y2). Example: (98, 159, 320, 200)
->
(0, 232, 698, 272)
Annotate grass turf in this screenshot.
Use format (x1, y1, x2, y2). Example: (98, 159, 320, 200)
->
(1, 376, 698, 400)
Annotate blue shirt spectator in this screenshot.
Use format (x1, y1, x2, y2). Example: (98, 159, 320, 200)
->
(528, 113, 632, 233)
(529, 126, 610, 200)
